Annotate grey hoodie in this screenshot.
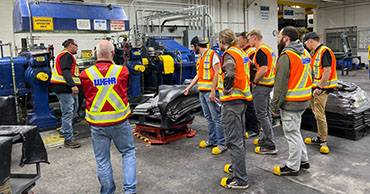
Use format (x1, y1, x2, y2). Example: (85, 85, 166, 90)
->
(271, 40, 310, 113)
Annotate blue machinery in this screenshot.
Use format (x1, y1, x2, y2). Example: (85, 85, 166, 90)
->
(2, 0, 198, 129)
(127, 37, 197, 99)
(0, 43, 57, 130)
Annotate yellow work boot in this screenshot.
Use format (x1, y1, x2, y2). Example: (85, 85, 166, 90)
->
(223, 163, 232, 174)
(319, 142, 330, 154)
(273, 165, 298, 176)
(253, 138, 260, 145)
(245, 132, 249, 139)
(212, 145, 227, 155)
(199, 140, 214, 148)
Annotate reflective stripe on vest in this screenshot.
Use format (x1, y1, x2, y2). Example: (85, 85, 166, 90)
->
(84, 65, 130, 124)
(219, 46, 252, 102)
(284, 50, 312, 101)
(197, 49, 215, 91)
(254, 45, 276, 86)
(50, 51, 81, 84)
(245, 47, 256, 59)
(311, 46, 338, 89)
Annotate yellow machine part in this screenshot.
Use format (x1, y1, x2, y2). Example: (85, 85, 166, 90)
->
(36, 72, 49, 81)
(142, 58, 149, 66)
(159, 55, 175, 74)
(134, 65, 146, 72)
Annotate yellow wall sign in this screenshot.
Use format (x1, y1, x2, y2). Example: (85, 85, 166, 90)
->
(32, 17, 54, 31)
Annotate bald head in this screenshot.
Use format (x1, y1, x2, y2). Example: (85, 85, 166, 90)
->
(96, 40, 114, 60)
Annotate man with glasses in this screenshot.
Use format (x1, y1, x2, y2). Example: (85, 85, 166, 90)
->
(51, 39, 81, 148)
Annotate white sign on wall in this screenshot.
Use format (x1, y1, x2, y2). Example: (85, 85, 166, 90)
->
(94, 19, 107, 31)
(110, 20, 125, 31)
(260, 6, 270, 20)
(283, 6, 305, 20)
(76, 19, 91, 30)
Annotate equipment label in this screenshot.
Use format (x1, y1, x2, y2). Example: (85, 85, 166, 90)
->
(94, 19, 107, 31)
(110, 20, 125, 31)
(32, 17, 54, 31)
(77, 19, 91, 30)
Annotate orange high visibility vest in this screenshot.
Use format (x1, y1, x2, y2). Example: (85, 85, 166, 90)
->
(83, 64, 130, 125)
(197, 49, 218, 91)
(253, 44, 276, 86)
(218, 46, 252, 102)
(244, 47, 256, 59)
(311, 45, 338, 89)
(50, 50, 81, 84)
(282, 49, 313, 102)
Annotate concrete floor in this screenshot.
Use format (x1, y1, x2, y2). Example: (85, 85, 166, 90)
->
(11, 69, 370, 194)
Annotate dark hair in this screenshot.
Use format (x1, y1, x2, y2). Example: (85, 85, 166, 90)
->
(62, 39, 75, 48)
(281, 26, 299, 41)
(237, 31, 248, 39)
(190, 36, 199, 46)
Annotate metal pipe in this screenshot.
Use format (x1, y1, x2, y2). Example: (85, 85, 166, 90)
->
(219, 0, 222, 30)
(202, 6, 206, 39)
(243, 0, 246, 31)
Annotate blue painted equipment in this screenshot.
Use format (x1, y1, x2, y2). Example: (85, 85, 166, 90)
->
(0, 48, 58, 130)
(23, 51, 58, 130)
(13, 0, 129, 32)
(127, 48, 145, 99)
(0, 57, 29, 96)
(146, 37, 196, 84)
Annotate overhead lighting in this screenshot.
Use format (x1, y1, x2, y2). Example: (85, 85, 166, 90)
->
(291, 5, 302, 8)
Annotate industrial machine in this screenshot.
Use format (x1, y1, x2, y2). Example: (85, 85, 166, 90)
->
(0, 42, 58, 130)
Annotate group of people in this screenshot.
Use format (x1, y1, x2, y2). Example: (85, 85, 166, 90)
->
(49, 25, 337, 193)
(185, 26, 337, 189)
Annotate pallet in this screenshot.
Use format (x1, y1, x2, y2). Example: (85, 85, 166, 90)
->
(134, 122, 196, 145)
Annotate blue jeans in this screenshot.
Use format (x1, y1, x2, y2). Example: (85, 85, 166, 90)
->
(199, 91, 225, 146)
(56, 93, 78, 142)
(91, 120, 137, 194)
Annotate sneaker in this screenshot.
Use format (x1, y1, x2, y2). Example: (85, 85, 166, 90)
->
(220, 177, 249, 189)
(273, 165, 299, 176)
(199, 140, 215, 148)
(300, 161, 310, 170)
(255, 146, 278, 155)
(304, 136, 325, 145)
(212, 145, 227, 155)
(64, 140, 81, 149)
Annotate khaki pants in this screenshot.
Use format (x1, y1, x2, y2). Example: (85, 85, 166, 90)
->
(0, 180, 12, 194)
(311, 92, 329, 141)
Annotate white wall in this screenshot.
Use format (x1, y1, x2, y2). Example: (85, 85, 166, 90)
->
(315, 2, 370, 64)
(0, 0, 14, 56)
(247, 0, 278, 52)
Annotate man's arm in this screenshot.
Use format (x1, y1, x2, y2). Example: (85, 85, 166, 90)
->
(223, 53, 236, 95)
(253, 50, 268, 83)
(271, 54, 290, 113)
(210, 54, 220, 101)
(184, 74, 199, 95)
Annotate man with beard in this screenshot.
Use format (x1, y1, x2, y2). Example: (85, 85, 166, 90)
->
(247, 29, 278, 155)
(237, 32, 259, 138)
(272, 26, 312, 176)
(184, 36, 226, 155)
(218, 29, 252, 189)
(50, 39, 81, 148)
(303, 32, 338, 154)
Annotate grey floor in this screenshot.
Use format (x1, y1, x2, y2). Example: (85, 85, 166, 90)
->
(11, 69, 370, 194)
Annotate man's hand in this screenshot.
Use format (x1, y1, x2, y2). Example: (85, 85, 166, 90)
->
(313, 88, 322, 97)
(72, 86, 79, 95)
(183, 87, 190, 96)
